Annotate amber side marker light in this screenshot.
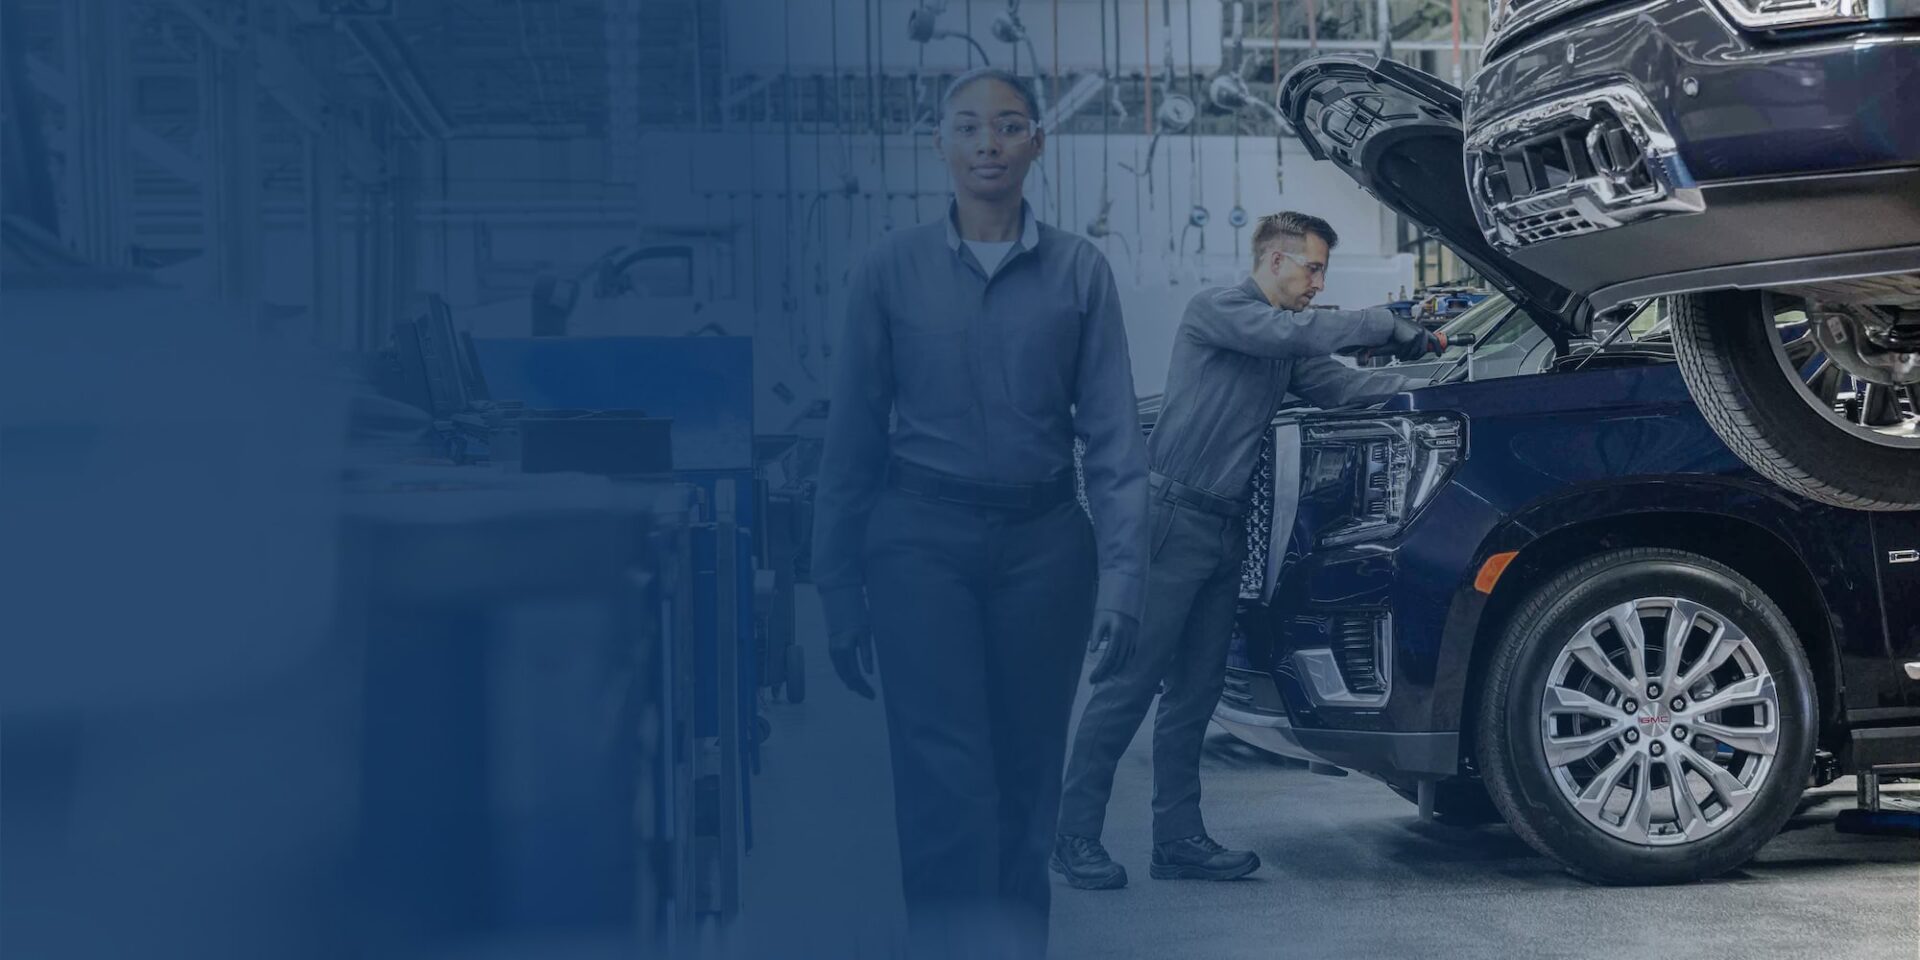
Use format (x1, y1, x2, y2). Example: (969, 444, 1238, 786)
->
(1475, 551, 1519, 594)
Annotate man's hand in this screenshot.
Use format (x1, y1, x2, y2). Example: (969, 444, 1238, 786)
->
(829, 628, 876, 699)
(1386, 318, 1447, 362)
(1356, 320, 1448, 365)
(1087, 610, 1140, 684)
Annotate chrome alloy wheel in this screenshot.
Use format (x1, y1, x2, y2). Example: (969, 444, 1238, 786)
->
(1539, 598, 1781, 846)
(1768, 293, 1920, 450)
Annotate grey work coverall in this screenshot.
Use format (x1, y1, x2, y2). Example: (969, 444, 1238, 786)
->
(1058, 277, 1410, 845)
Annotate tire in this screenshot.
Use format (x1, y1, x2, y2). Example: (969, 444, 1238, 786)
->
(783, 644, 806, 704)
(1476, 547, 1817, 885)
(1668, 289, 1920, 510)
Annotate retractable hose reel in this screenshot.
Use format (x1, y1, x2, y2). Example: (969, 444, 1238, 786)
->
(907, 3, 992, 65)
(1120, 91, 1197, 188)
(1209, 71, 1289, 194)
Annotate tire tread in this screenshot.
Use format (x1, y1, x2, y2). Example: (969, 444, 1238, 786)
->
(1669, 292, 1916, 510)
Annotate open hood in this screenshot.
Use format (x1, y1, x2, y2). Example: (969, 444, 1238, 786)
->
(1279, 56, 1582, 341)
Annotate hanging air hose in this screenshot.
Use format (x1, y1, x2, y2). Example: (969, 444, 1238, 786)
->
(991, 1, 1047, 99)
(830, 0, 856, 192)
(1125, 0, 1141, 266)
(875, 0, 892, 233)
(914, 43, 926, 223)
(747, 80, 761, 312)
(808, 73, 828, 366)
(1052, 0, 1062, 225)
(985, 0, 1051, 213)
(1227, 0, 1249, 250)
(1231, 108, 1245, 259)
(1007, 0, 1017, 71)
(806, 190, 828, 379)
(1143, 0, 1152, 143)
(1090, 0, 1112, 241)
(1209, 2, 1290, 202)
(729, 191, 743, 300)
(1449, 0, 1464, 85)
(1087, 0, 1134, 274)
(704, 191, 718, 301)
(909, 1, 991, 66)
(782, 0, 798, 358)
(1162, 0, 1174, 247)
(832, 0, 858, 361)
(1272, 0, 1285, 194)
(1186, 0, 1205, 255)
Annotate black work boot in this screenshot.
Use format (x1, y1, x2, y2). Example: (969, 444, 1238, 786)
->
(1049, 834, 1128, 890)
(1150, 835, 1260, 881)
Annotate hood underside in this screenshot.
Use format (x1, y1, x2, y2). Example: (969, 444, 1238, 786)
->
(1279, 56, 1582, 340)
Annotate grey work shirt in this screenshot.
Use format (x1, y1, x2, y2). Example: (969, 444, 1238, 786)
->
(812, 201, 1150, 634)
(1148, 277, 1412, 502)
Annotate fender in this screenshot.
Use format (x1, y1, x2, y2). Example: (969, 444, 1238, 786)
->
(1427, 474, 1866, 736)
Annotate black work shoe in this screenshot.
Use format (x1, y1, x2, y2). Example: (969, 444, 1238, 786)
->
(1150, 835, 1260, 881)
(1049, 835, 1128, 890)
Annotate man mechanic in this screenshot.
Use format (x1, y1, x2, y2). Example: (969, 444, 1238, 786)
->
(1052, 211, 1446, 888)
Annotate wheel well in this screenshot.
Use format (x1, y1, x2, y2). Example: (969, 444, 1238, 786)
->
(1460, 512, 1843, 770)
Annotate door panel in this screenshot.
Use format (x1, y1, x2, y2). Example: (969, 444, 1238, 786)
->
(1869, 513, 1920, 712)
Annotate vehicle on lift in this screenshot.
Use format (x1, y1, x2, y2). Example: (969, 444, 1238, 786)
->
(1200, 74, 1920, 883)
(1282, 51, 1920, 511)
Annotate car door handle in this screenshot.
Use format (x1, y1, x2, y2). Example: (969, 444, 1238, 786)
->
(1907, 662, 1920, 681)
(1890, 550, 1920, 565)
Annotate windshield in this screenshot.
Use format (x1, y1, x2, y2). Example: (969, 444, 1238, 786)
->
(1436, 293, 1514, 346)
(1431, 291, 1540, 373)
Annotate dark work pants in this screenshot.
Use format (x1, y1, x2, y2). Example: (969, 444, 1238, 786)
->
(865, 488, 1095, 960)
(1057, 484, 1246, 844)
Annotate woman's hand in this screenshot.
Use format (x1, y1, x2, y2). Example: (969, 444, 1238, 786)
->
(1087, 610, 1140, 683)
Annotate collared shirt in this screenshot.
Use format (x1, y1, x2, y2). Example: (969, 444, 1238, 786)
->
(812, 200, 1149, 632)
(1148, 277, 1412, 501)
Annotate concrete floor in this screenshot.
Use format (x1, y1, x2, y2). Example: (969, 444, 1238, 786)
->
(728, 593, 1920, 960)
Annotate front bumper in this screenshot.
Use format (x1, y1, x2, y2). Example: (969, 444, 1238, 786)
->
(1465, 0, 1920, 312)
(1215, 668, 1323, 764)
(1221, 478, 1506, 780)
(1214, 667, 1460, 776)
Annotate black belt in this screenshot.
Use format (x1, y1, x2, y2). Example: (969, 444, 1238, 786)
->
(888, 458, 1076, 512)
(1151, 471, 1250, 519)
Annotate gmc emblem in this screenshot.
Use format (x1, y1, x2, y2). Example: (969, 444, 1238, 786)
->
(1639, 716, 1670, 724)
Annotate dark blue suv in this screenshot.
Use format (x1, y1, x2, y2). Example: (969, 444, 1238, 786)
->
(1282, 51, 1920, 514)
(1203, 76, 1920, 884)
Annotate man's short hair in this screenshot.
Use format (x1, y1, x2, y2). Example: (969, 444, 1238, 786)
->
(940, 67, 1042, 124)
(1251, 211, 1339, 267)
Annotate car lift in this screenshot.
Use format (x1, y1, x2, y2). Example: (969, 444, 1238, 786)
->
(1834, 762, 1920, 838)
(1835, 663, 1920, 837)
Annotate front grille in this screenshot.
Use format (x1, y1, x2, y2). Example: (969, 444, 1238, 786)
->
(1331, 614, 1388, 696)
(1240, 431, 1276, 600)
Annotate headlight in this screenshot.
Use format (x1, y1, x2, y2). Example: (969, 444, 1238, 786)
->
(1299, 414, 1464, 547)
(1713, 0, 1870, 28)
